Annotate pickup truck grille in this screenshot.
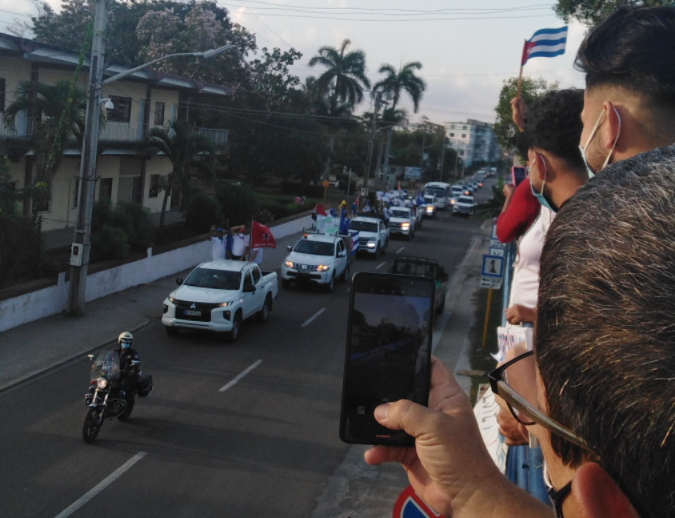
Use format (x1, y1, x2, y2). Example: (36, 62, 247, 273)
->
(291, 263, 319, 271)
(359, 238, 371, 246)
(174, 300, 219, 322)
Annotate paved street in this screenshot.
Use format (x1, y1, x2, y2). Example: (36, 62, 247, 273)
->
(0, 180, 496, 518)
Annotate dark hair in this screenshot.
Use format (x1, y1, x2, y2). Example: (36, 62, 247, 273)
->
(576, 6, 675, 112)
(514, 130, 530, 162)
(536, 146, 675, 518)
(523, 89, 585, 173)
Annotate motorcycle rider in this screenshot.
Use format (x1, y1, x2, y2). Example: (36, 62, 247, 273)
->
(117, 332, 140, 399)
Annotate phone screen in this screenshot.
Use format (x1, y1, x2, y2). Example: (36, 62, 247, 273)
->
(512, 166, 528, 187)
(339, 273, 434, 446)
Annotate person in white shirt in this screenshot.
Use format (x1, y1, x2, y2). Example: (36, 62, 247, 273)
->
(250, 247, 263, 265)
(230, 224, 249, 260)
(209, 225, 226, 261)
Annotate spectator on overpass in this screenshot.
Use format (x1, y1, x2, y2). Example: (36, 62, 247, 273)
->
(366, 154, 675, 518)
(209, 225, 226, 261)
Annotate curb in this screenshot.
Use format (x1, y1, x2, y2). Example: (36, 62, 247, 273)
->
(0, 318, 151, 393)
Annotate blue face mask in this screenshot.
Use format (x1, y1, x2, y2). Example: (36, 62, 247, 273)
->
(579, 106, 622, 180)
(529, 154, 555, 212)
(121, 340, 131, 350)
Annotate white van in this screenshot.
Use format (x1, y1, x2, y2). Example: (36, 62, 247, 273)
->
(424, 182, 451, 209)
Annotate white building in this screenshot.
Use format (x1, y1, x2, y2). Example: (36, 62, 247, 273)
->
(0, 32, 232, 232)
(445, 119, 500, 167)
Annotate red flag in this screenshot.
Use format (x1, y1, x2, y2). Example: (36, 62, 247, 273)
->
(314, 204, 327, 216)
(251, 221, 276, 249)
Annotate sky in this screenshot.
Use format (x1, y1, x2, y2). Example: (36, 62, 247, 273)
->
(0, 0, 589, 127)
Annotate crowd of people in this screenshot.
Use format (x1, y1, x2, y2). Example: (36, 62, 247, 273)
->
(364, 6, 675, 518)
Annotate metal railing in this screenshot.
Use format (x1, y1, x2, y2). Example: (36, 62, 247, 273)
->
(195, 127, 228, 146)
(99, 122, 142, 141)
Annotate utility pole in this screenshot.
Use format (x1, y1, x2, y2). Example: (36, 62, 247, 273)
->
(362, 91, 382, 196)
(439, 133, 447, 182)
(420, 122, 426, 175)
(67, 0, 107, 315)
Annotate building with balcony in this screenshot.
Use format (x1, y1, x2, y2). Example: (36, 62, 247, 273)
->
(445, 119, 500, 167)
(0, 32, 232, 231)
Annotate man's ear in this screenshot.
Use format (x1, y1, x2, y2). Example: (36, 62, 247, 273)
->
(534, 152, 548, 181)
(600, 101, 621, 151)
(571, 462, 639, 518)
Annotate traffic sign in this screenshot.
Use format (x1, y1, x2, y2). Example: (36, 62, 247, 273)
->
(482, 255, 504, 278)
(490, 239, 504, 249)
(480, 277, 503, 289)
(491, 224, 498, 240)
(393, 486, 444, 518)
(489, 247, 505, 257)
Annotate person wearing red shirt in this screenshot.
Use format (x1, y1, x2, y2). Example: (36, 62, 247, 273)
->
(496, 176, 540, 244)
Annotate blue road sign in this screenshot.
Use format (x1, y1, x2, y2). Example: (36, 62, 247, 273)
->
(482, 255, 504, 278)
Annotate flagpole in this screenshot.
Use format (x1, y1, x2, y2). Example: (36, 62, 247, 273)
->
(516, 39, 527, 98)
(249, 220, 253, 261)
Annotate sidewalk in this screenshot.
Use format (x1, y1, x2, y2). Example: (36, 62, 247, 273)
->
(0, 230, 303, 392)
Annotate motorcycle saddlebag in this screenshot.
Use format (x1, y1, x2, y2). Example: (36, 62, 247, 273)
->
(137, 373, 153, 398)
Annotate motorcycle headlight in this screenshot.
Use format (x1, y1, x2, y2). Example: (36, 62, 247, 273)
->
(284, 260, 294, 269)
(317, 265, 330, 272)
(96, 377, 108, 389)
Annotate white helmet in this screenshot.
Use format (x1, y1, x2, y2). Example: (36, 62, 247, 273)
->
(118, 331, 133, 349)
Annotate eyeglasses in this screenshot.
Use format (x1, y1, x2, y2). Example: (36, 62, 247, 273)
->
(488, 350, 592, 452)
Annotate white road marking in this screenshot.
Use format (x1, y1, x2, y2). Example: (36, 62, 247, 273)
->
(375, 261, 386, 270)
(219, 360, 263, 392)
(301, 308, 326, 327)
(395, 247, 405, 254)
(54, 452, 147, 518)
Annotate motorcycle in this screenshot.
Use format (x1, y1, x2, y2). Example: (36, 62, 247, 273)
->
(82, 349, 152, 443)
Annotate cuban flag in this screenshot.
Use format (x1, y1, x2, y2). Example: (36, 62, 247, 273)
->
(416, 193, 425, 206)
(349, 231, 359, 255)
(522, 26, 568, 65)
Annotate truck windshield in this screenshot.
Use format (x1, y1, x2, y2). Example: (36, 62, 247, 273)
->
(349, 221, 378, 232)
(393, 261, 438, 278)
(424, 196, 435, 203)
(458, 197, 473, 204)
(294, 240, 335, 256)
(425, 187, 446, 197)
(185, 268, 241, 290)
(390, 209, 411, 218)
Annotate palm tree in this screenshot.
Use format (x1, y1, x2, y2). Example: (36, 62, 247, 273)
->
(308, 39, 371, 179)
(4, 80, 90, 212)
(373, 62, 427, 184)
(143, 120, 216, 240)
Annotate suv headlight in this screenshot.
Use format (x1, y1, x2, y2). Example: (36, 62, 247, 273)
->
(401, 222, 410, 229)
(284, 260, 294, 268)
(367, 240, 376, 248)
(96, 377, 108, 389)
(317, 265, 330, 272)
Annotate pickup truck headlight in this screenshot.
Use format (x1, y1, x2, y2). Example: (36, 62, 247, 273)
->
(367, 241, 376, 248)
(284, 260, 294, 269)
(425, 206, 433, 212)
(316, 265, 330, 272)
(219, 301, 230, 307)
(401, 222, 410, 229)
(168, 296, 176, 304)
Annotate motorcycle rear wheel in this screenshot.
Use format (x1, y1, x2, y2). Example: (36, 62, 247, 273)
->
(82, 407, 103, 443)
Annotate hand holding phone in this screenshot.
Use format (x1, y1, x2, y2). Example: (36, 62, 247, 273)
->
(339, 272, 435, 446)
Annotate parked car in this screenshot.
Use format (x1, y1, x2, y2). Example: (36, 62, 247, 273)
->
(453, 195, 475, 217)
(388, 206, 416, 240)
(390, 255, 448, 314)
(349, 216, 389, 258)
(162, 260, 279, 342)
(281, 233, 351, 292)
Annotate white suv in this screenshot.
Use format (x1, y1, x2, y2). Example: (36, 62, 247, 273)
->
(349, 217, 389, 257)
(388, 207, 416, 240)
(281, 233, 350, 292)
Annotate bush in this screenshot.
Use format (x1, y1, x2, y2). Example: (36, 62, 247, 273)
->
(115, 202, 153, 250)
(0, 215, 41, 288)
(91, 223, 130, 262)
(184, 192, 222, 234)
(215, 182, 260, 226)
(280, 181, 324, 198)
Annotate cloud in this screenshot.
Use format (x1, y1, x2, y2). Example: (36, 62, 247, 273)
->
(305, 26, 317, 44)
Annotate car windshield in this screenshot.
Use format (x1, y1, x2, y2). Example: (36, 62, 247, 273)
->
(294, 239, 335, 256)
(185, 268, 242, 290)
(458, 197, 473, 204)
(425, 187, 445, 197)
(390, 209, 411, 218)
(349, 220, 378, 232)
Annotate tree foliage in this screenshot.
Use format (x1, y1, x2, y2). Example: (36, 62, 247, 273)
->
(373, 62, 427, 112)
(553, 0, 674, 26)
(493, 76, 559, 153)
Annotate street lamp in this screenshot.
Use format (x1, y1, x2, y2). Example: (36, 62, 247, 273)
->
(67, 0, 233, 315)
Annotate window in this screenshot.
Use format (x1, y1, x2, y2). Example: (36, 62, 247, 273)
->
(149, 174, 160, 198)
(0, 78, 6, 112)
(73, 177, 80, 208)
(154, 102, 165, 126)
(450, 133, 454, 137)
(451, 125, 455, 129)
(251, 267, 261, 284)
(108, 96, 132, 122)
(99, 177, 113, 200)
(243, 271, 253, 288)
(35, 185, 50, 212)
(462, 134, 466, 138)
(460, 150, 464, 156)
(463, 126, 467, 130)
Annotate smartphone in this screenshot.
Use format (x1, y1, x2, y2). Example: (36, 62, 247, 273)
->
(512, 166, 528, 187)
(339, 272, 435, 446)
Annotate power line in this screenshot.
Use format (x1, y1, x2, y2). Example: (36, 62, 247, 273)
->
(227, 11, 555, 22)
(232, 1, 295, 49)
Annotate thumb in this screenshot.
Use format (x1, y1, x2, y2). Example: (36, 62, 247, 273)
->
(375, 399, 441, 438)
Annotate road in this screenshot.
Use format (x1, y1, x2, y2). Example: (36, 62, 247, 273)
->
(0, 180, 495, 518)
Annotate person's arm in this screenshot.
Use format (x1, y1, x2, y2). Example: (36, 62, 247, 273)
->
(250, 248, 258, 262)
(505, 304, 537, 325)
(364, 357, 552, 518)
(496, 179, 540, 243)
(209, 224, 217, 240)
(230, 224, 245, 233)
(511, 97, 527, 132)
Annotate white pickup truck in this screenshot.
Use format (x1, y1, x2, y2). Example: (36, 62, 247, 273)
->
(349, 216, 389, 258)
(388, 207, 416, 240)
(281, 233, 351, 292)
(162, 260, 278, 342)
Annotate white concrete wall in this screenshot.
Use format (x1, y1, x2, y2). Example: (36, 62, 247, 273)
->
(0, 273, 68, 333)
(268, 214, 313, 240)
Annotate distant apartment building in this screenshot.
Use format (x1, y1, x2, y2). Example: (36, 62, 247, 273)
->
(0, 32, 232, 232)
(445, 119, 500, 167)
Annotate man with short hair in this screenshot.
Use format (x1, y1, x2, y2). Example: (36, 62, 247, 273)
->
(575, 6, 675, 175)
(230, 224, 249, 261)
(209, 225, 225, 261)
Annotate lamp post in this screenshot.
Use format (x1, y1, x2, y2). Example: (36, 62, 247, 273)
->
(67, 0, 231, 315)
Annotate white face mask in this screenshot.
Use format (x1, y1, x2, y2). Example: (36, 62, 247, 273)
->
(579, 106, 622, 179)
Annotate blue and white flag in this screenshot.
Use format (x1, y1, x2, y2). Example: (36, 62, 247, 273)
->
(522, 26, 568, 65)
(416, 193, 425, 206)
(349, 231, 359, 255)
(339, 209, 350, 235)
